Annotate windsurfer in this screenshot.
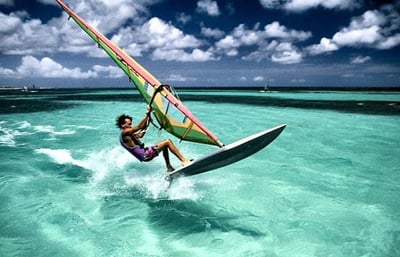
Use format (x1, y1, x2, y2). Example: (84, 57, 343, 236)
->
(116, 111, 191, 172)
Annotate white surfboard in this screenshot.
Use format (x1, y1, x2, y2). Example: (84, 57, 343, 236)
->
(166, 124, 286, 180)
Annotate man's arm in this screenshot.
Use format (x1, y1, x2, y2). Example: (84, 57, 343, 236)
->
(136, 114, 150, 130)
(137, 106, 152, 130)
(129, 115, 149, 139)
(123, 115, 148, 135)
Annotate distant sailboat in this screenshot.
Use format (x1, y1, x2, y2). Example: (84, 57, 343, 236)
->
(259, 80, 270, 93)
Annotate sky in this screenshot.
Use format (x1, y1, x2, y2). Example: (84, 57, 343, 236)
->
(0, 0, 399, 88)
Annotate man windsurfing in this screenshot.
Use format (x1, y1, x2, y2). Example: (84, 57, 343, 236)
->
(116, 108, 191, 172)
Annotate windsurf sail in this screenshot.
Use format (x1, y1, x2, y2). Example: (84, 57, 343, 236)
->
(57, 0, 223, 147)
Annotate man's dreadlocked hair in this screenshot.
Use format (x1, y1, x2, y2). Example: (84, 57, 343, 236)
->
(116, 114, 132, 129)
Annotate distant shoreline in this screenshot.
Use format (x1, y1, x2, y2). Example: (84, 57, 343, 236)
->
(1, 86, 400, 92)
(176, 86, 400, 92)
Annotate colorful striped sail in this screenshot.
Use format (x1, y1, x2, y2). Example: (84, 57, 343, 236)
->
(57, 0, 223, 147)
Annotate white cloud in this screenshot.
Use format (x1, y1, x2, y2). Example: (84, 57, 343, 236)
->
(350, 55, 371, 64)
(152, 48, 217, 62)
(0, 12, 21, 33)
(0, 67, 15, 77)
(216, 22, 309, 63)
(166, 74, 187, 82)
(376, 33, 400, 50)
(259, 0, 360, 12)
(196, 0, 220, 16)
(242, 40, 279, 62)
(201, 27, 225, 39)
(308, 7, 400, 55)
(225, 49, 239, 56)
(144, 18, 201, 49)
(106, 17, 209, 61)
(164, 74, 197, 82)
(187, 48, 217, 62)
(216, 22, 310, 60)
(271, 42, 303, 64)
(0, 12, 60, 55)
(17, 56, 96, 79)
(264, 21, 312, 41)
(307, 37, 339, 55)
(333, 25, 382, 46)
(115, 17, 202, 54)
(349, 9, 386, 29)
(0, 7, 120, 57)
(233, 24, 262, 45)
(331, 10, 387, 47)
(253, 76, 264, 81)
(215, 22, 311, 60)
(215, 35, 241, 55)
(92, 65, 125, 78)
(0, 0, 156, 57)
(176, 13, 191, 24)
(68, 0, 154, 35)
(0, 0, 14, 7)
(259, 0, 281, 9)
(0, 55, 131, 79)
(109, 28, 146, 57)
(284, 0, 360, 12)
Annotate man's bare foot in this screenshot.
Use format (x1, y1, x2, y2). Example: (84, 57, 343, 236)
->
(167, 167, 175, 173)
(181, 158, 192, 166)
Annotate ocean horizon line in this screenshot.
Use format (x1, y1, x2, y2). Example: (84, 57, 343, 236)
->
(1, 85, 400, 92)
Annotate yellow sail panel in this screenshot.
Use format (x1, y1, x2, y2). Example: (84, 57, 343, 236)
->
(150, 86, 219, 145)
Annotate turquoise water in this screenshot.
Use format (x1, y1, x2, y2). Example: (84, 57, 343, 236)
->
(1, 89, 399, 256)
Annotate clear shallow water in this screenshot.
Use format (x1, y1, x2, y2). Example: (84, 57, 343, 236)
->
(0, 89, 399, 257)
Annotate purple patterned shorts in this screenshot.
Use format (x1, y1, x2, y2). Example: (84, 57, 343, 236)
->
(143, 145, 159, 161)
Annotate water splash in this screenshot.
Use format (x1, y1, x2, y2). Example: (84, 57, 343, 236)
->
(35, 148, 85, 167)
(124, 172, 201, 200)
(0, 121, 31, 146)
(33, 125, 75, 136)
(35, 146, 202, 201)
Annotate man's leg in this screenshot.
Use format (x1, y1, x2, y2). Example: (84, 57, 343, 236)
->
(162, 148, 174, 172)
(157, 139, 190, 166)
